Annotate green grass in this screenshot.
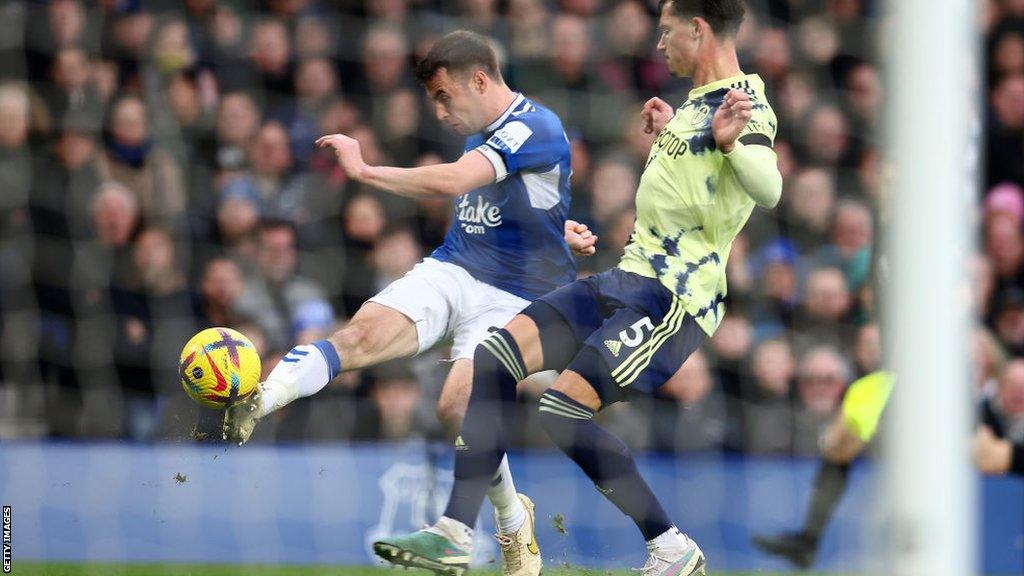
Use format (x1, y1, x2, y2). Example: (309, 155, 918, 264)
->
(9, 564, 830, 576)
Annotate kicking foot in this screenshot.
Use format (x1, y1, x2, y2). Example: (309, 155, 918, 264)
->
(222, 386, 263, 446)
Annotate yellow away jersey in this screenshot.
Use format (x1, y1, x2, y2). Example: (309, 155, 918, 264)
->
(618, 73, 778, 336)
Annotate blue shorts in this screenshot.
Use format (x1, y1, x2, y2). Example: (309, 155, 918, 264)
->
(522, 268, 707, 405)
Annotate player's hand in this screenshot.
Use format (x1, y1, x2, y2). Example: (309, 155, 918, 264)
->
(316, 133, 367, 180)
(641, 97, 674, 135)
(564, 220, 597, 256)
(973, 425, 1013, 475)
(712, 89, 753, 153)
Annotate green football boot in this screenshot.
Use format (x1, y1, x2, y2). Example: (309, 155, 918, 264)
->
(373, 529, 471, 576)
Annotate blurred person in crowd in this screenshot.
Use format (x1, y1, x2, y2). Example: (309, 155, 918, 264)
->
(976, 358, 1024, 476)
(588, 207, 631, 274)
(103, 6, 153, 92)
(97, 95, 187, 227)
(793, 346, 850, 455)
(599, 0, 662, 96)
(273, 57, 339, 167)
(215, 185, 261, 268)
(42, 47, 103, 124)
(990, 287, 1024, 355)
(203, 91, 262, 173)
(371, 226, 424, 291)
(233, 219, 332, 354)
(294, 16, 334, 60)
(989, 28, 1024, 80)
(24, 0, 93, 83)
(240, 17, 294, 112)
(376, 89, 424, 167)
(516, 13, 627, 145)
(457, 0, 510, 46)
(112, 226, 198, 440)
(31, 111, 104, 411)
(801, 104, 851, 169)
(150, 18, 196, 77)
(744, 338, 796, 454)
(852, 322, 880, 377)
(986, 73, 1024, 187)
(368, 360, 425, 440)
(232, 31, 595, 576)
(507, 0, 552, 62)
(752, 28, 791, 92)
(812, 199, 873, 291)
(339, 193, 387, 316)
(646, 348, 727, 453)
(842, 61, 882, 132)
(350, 24, 414, 115)
(588, 154, 639, 230)
(974, 326, 1008, 397)
(792, 266, 855, 356)
(197, 257, 247, 328)
(710, 311, 756, 404)
(748, 238, 800, 335)
(780, 168, 836, 252)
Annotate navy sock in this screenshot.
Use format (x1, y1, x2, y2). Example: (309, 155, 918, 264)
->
(538, 389, 673, 541)
(442, 329, 526, 527)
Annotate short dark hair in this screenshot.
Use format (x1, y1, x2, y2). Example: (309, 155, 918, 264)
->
(659, 0, 746, 37)
(415, 30, 502, 84)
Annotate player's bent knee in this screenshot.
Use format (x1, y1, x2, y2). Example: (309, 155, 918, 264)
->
(435, 395, 466, 431)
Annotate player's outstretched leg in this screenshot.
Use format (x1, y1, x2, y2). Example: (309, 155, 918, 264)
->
(223, 303, 419, 445)
(375, 327, 533, 573)
(223, 339, 340, 445)
(537, 375, 705, 576)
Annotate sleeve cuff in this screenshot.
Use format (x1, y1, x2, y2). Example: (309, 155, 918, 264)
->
(475, 144, 509, 182)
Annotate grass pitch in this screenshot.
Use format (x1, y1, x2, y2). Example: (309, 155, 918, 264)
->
(10, 564, 827, 576)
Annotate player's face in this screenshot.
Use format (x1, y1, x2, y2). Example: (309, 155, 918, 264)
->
(657, 4, 699, 77)
(424, 68, 486, 135)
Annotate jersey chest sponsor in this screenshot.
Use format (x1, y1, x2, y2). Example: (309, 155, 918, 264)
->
(457, 194, 503, 235)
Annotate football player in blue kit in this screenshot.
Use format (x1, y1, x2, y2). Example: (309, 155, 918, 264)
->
(222, 30, 594, 576)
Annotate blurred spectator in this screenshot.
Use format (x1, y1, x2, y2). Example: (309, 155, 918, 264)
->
(234, 220, 331, 353)
(97, 95, 187, 227)
(813, 199, 874, 291)
(647, 349, 728, 453)
(980, 359, 1024, 445)
(371, 226, 423, 290)
(197, 257, 247, 328)
(793, 266, 856, 356)
(793, 346, 850, 455)
(986, 73, 1024, 187)
(339, 193, 387, 316)
(744, 338, 796, 454)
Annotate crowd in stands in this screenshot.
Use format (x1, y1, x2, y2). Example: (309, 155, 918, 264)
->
(0, 0, 1022, 454)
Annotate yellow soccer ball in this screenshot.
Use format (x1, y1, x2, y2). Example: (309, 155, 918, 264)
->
(179, 327, 261, 409)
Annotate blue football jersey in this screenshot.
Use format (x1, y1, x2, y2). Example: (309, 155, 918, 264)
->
(431, 93, 575, 300)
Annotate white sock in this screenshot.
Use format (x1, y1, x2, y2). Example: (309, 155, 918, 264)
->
(259, 340, 341, 416)
(488, 455, 527, 534)
(426, 516, 474, 550)
(647, 526, 688, 552)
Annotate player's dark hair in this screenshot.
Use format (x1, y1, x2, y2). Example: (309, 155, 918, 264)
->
(415, 30, 502, 84)
(658, 0, 746, 37)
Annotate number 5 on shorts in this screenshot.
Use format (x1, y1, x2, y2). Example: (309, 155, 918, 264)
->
(619, 317, 654, 348)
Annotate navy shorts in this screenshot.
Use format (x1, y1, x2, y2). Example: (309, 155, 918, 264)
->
(522, 268, 707, 405)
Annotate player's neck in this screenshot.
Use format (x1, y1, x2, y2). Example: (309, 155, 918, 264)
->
(691, 44, 742, 89)
(482, 85, 518, 130)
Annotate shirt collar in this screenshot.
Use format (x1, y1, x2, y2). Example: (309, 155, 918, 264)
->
(687, 73, 763, 100)
(485, 93, 526, 133)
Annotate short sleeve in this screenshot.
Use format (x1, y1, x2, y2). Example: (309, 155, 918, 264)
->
(475, 116, 566, 182)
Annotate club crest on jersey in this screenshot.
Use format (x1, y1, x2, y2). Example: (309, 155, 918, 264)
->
(688, 103, 712, 127)
(457, 194, 502, 234)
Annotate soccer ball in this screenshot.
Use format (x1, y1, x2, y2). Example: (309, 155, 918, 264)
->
(179, 327, 261, 409)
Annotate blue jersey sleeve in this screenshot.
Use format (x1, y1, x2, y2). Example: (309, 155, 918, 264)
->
(475, 114, 566, 182)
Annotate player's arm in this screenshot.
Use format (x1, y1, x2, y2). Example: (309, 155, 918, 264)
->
(316, 133, 494, 199)
(712, 89, 782, 209)
(642, 97, 674, 135)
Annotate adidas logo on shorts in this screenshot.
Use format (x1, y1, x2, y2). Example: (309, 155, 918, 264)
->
(604, 339, 622, 357)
